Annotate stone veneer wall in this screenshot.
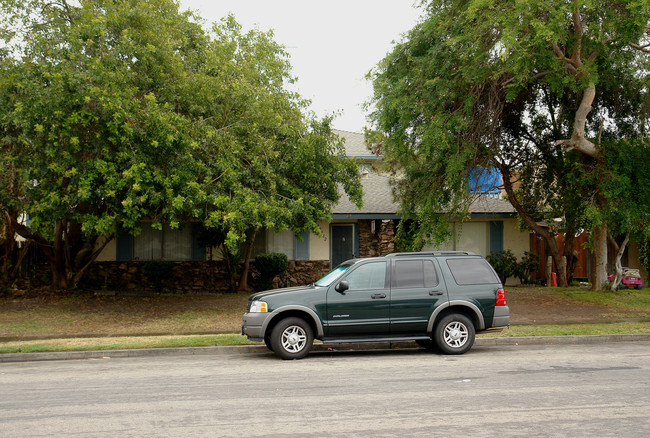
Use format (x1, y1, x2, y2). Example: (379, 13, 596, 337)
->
(84, 260, 331, 293)
(277, 260, 330, 288)
(358, 219, 395, 258)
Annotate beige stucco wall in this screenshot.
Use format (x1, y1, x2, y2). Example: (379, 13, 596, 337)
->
(422, 221, 489, 255)
(423, 219, 529, 258)
(456, 221, 489, 256)
(96, 237, 116, 261)
(503, 218, 528, 258)
(422, 222, 457, 252)
(310, 221, 331, 261)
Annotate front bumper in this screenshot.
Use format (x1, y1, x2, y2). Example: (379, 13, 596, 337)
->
(241, 312, 272, 342)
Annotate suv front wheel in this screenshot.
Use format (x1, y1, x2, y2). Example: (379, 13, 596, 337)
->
(270, 317, 313, 360)
(434, 313, 475, 355)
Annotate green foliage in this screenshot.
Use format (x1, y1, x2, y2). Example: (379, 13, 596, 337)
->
(486, 250, 517, 284)
(514, 251, 540, 285)
(394, 220, 425, 252)
(0, 0, 361, 288)
(596, 138, 650, 242)
(640, 239, 650, 274)
(254, 252, 288, 291)
(142, 261, 174, 293)
(367, 0, 649, 250)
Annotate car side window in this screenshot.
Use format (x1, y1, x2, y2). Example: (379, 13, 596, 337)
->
(345, 262, 387, 290)
(446, 258, 500, 285)
(393, 259, 438, 288)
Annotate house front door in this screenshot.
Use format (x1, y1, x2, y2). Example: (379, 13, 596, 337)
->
(331, 224, 355, 268)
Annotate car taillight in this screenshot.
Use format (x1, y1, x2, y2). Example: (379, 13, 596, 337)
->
(496, 289, 506, 306)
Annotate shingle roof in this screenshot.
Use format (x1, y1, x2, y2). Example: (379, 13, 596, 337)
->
(334, 173, 399, 216)
(333, 129, 378, 158)
(331, 129, 516, 217)
(333, 169, 516, 216)
(468, 196, 516, 214)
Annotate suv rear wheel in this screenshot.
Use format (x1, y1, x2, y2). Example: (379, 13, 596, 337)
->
(270, 317, 313, 360)
(434, 313, 475, 355)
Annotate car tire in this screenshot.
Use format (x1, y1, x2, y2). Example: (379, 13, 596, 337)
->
(270, 317, 313, 360)
(635, 284, 643, 290)
(264, 335, 273, 352)
(434, 313, 475, 355)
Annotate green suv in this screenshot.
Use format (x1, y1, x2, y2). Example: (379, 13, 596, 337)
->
(241, 251, 509, 359)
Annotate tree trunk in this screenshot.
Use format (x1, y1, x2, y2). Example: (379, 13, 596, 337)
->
(591, 224, 608, 291)
(10, 240, 32, 279)
(500, 167, 568, 286)
(222, 248, 237, 293)
(608, 233, 629, 292)
(1, 210, 18, 280)
(11, 216, 107, 290)
(237, 228, 258, 293)
(562, 231, 578, 284)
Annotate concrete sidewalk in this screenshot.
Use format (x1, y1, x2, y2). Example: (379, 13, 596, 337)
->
(2, 333, 650, 363)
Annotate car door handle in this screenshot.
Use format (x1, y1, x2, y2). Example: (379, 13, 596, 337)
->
(429, 290, 444, 296)
(371, 294, 387, 299)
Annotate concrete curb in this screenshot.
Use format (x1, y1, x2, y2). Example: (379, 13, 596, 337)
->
(2, 333, 650, 363)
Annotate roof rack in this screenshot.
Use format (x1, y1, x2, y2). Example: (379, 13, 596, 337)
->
(385, 251, 476, 257)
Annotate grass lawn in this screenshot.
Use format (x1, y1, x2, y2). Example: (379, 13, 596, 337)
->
(1, 286, 649, 354)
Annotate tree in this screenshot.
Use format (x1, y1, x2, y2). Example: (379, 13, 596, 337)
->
(592, 138, 650, 290)
(367, 0, 649, 288)
(0, 0, 361, 290)
(191, 17, 362, 291)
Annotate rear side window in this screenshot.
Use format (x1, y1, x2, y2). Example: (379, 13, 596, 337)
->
(393, 259, 438, 288)
(446, 258, 500, 285)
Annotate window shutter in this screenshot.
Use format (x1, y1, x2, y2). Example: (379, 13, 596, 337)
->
(191, 223, 206, 261)
(489, 221, 504, 254)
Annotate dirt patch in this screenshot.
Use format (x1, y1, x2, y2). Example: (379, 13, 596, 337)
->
(507, 287, 625, 324)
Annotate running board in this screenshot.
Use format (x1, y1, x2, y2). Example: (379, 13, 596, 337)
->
(321, 335, 431, 344)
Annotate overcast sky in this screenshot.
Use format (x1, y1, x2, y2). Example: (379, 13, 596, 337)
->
(178, 1, 424, 133)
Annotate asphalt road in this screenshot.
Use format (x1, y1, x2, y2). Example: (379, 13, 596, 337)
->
(1, 341, 649, 437)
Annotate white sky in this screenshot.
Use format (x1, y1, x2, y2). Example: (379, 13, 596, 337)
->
(178, 1, 424, 133)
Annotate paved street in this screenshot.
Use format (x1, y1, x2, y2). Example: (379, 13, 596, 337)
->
(1, 341, 649, 437)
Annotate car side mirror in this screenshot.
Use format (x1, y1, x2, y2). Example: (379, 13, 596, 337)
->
(335, 280, 349, 293)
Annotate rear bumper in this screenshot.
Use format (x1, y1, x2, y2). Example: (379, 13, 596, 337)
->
(492, 305, 510, 328)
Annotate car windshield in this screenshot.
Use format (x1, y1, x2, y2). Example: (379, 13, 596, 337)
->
(314, 265, 350, 287)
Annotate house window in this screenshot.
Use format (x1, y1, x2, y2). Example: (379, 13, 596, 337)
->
(133, 223, 191, 261)
(295, 232, 310, 261)
(116, 222, 206, 261)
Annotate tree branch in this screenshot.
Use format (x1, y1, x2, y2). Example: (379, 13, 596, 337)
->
(629, 43, 650, 53)
(555, 83, 597, 157)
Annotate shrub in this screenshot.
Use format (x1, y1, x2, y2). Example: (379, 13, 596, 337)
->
(255, 253, 288, 291)
(486, 250, 517, 285)
(514, 251, 540, 285)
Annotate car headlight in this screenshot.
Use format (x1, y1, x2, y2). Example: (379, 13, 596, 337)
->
(249, 300, 268, 313)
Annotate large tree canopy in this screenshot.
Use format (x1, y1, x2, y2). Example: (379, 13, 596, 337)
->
(0, 0, 361, 289)
(368, 0, 649, 287)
